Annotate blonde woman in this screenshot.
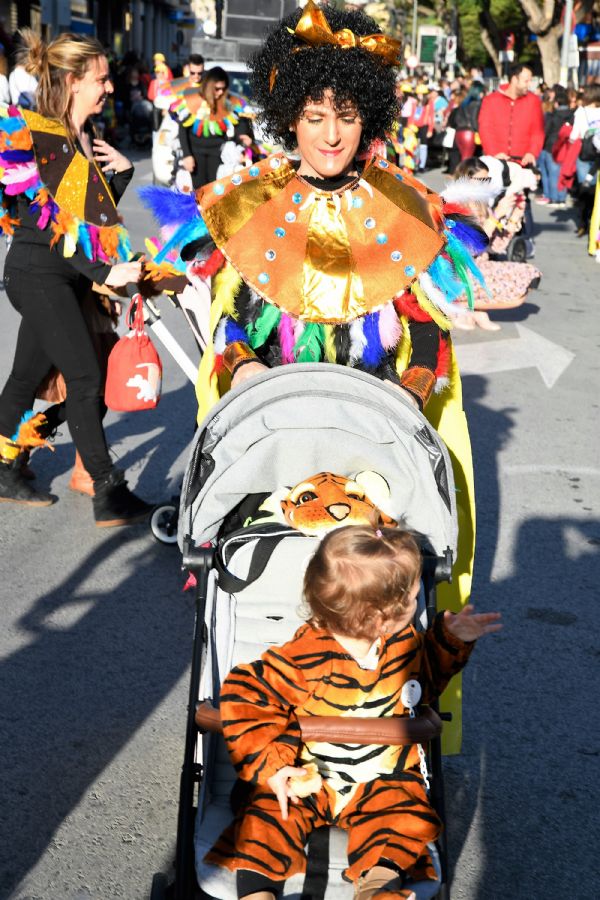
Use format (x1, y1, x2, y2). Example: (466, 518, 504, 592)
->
(0, 31, 152, 526)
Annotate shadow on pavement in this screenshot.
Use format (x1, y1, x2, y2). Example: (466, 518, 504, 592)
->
(36, 380, 196, 505)
(446, 374, 600, 897)
(0, 529, 192, 897)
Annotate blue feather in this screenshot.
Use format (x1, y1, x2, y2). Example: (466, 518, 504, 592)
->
(0, 149, 33, 162)
(0, 115, 27, 134)
(117, 228, 132, 262)
(154, 218, 208, 264)
(224, 317, 248, 345)
(138, 185, 201, 228)
(78, 223, 93, 260)
(11, 409, 35, 442)
(427, 255, 465, 302)
(446, 231, 486, 287)
(447, 219, 488, 255)
(362, 312, 385, 368)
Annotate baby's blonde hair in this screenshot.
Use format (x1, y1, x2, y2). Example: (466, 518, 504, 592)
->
(18, 29, 105, 139)
(304, 526, 422, 640)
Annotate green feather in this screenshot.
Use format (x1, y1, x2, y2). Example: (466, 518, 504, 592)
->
(294, 322, 324, 362)
(447, 245, 475, 311)
(248, 302, 282, 349)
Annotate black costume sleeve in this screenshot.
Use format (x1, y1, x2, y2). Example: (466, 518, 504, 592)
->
(406, 320, 441, 372)
(234, 117, 254, 142)
(61, 242, 112, 283)
(108, 165, 134, 205)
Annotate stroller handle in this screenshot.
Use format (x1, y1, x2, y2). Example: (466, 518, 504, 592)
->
(195, 701, 442, 746)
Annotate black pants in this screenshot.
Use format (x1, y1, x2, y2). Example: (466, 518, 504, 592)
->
(191, 148, 222, 189)
(0, 263, 113, 480)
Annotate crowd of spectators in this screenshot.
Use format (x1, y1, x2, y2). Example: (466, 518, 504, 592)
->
(393, 64, 600, 261)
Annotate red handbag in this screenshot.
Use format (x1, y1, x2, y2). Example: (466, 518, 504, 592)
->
(105, 293, 162, 411)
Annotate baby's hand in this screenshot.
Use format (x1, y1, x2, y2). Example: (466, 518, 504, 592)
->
(443, 605, 502, 642)
(267, 766, 307, 821)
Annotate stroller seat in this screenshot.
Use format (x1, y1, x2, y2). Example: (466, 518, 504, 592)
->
(194, 531, 442, 900)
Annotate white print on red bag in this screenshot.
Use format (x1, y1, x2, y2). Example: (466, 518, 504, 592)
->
(104, 294, 163, 412)
(126, 362, 162, 403)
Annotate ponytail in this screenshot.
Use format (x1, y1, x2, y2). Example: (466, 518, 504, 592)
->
(16, 29, 105, 140)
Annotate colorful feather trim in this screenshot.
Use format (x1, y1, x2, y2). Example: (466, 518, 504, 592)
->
(0, 106, 131, 263)
(187, 248, 225, 281)
(138, 183, 208, 270)
(278, 313, 297, 364)
(224, 316, 248, 346)
(323, 324, 337, 363)
(170, 93, 247, 137)
(248, 302, 281, 349)
(349, 319, 367, 363)
(362, 312, 385, 369)
(138, 184, 200, 226)
(446, 217, 488, 256)
(378, 301, 403, 350)
(11, 410, 54, 451)
(294, 322, 324, 362)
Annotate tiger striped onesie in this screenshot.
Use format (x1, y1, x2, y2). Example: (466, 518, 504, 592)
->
(205, 612, 474, 888)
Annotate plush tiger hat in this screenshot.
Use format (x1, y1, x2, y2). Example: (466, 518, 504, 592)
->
(280, 471, 397, 537)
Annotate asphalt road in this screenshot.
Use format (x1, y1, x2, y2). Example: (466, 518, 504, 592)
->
(1, 156, 599, 900)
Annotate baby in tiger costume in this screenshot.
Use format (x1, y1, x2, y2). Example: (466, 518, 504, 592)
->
(206, 526, 502, 900)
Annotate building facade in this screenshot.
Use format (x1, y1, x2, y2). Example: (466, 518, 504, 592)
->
(0, 0, 194, 66)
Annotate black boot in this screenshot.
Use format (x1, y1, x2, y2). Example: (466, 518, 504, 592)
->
(0, 455, 55, 506)
(92, 469, 153, 527)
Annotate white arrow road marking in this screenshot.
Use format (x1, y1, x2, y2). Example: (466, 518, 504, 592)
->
(454, 324, 575, 388)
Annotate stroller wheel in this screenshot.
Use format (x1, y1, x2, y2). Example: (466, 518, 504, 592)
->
(150, 504, 179, 544)
(150, 871, 169, 900)
(507, 236, 527, 263)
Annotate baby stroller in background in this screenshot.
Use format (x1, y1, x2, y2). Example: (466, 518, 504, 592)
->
(140, 274, 211, 544)
(150, 364, 459, 900)
(152, 114, 181, 187)
(484, 158, 539, 263)
(129, 96, 154, 150)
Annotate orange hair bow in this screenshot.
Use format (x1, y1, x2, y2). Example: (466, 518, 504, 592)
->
(289, 0, 401, 67)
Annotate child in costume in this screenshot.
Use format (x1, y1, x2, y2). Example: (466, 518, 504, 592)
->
(447, 157, 541, 331)
(206, 525, 502, 899)
(0, 30, 152, 525)
(141, 1, 485, 748)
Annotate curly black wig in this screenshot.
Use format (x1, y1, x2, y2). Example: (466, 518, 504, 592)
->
(248, 5, 400, 154)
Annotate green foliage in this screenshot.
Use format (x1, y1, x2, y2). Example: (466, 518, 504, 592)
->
(457, 0, 537, 70)
(457, 0, 487, 68)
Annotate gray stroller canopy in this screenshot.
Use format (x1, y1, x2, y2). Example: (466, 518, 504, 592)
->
(180, 364, 458, 557)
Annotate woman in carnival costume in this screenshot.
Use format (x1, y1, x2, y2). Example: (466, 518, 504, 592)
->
(175, 66, 253, 190)
(0, 30, 153, 526)
(143, 0, 486, 750)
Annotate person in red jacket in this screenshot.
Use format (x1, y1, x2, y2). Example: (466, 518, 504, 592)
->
(478, 63, 544, 165)
(478, 63, 544, 258)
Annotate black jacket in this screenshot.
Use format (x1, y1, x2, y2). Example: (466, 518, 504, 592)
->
(543, 106, 574, 153)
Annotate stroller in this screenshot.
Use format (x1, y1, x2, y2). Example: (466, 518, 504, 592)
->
(483, 157, 539, 263)
(141, 277, 211, 545)
(150, 363, 459, 900)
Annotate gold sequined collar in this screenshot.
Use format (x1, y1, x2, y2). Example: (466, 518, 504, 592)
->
(198, 152, 446, 324)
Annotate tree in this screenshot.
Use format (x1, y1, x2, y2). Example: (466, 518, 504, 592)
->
(457, 0, 529, 72)
(517, 0, 595, 84)
(517, 0, 564, 83)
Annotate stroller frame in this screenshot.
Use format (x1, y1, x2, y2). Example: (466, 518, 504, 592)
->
(161, 542, 453, 900)
(140, 308, 461, 898)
